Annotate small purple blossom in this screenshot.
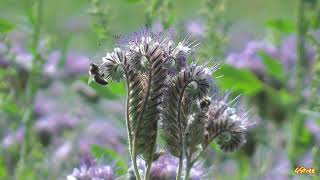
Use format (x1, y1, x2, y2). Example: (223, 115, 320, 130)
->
(297, 151, 314, 167)
(259, 150, 290, 180)
(129, 153, 204, 180)
(226, 36, 315, 76)
(226, 41, 279, 75)
(77, 120, 125, 155)
(279, 36, 315, 71)
(67, 155, 114, 180)
(34, 92, 56, 116)
(1, 128, 24, 149)
(65, 52, 91, 75)
(305, 119, 320, 146)
(34, 113, 78, 134)
(52, 141, 73, 168)
(185, 20, 205, 38)
(44, 51, 91, 76)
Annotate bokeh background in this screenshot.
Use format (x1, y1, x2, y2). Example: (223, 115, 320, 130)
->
(0, 0, 319, 179)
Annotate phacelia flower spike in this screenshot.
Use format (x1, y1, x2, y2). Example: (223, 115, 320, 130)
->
(89, 27, 252, 180)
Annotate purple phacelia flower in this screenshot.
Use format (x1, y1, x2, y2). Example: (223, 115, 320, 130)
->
(52, 141, 73, 168)
(43, 51, 61, 76)
(65, 52, 91, 75)
(67, 155, 114, 180)
(259, 150, 290, 180)
(297, 151, 313, 167)
(185, 20, 205, 38)
(279, 36, 315, 71)
(129, 153, 204, 180)
(226, 41, 279, 75)
(34, 92, 56, 116)
(305, 119, 320, 146)
(44, 51, 91, 76)
(34, 113, 78, 134)
(226, 36, 315, 76)
(77, 120, 125, 155)
(1, 128, 24, 149)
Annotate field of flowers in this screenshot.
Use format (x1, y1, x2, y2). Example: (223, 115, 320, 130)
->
(0, 0, 319, 179)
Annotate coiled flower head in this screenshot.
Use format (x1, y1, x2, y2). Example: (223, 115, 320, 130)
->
(202, 94, 251, 152)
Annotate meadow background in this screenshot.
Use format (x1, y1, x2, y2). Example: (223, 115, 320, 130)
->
(0, 0, 319, 179)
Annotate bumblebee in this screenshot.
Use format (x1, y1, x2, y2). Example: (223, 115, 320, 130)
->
(89, 63, 108, 85)
(200, 98, 211, 112)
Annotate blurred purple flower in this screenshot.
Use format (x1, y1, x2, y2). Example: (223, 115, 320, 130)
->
(280, 36, 315, 72)
(226, 41, 279, 75)
(261, 150, 290, 180)
(44, 51, 90, 76)
(297, 151, 313, 167)
(78, 120, 125, 155)
(305, 119, 320, 146)
(227, 36, 316, 77)
(185, 20, 205, 38)
(129, 153, 204, 180)
(52, 141, 73, 168)
(65, 52, 90, 75)
(43, 51, 61, 76)
(67, 155, 114, 180)
(63, 15, 89, 33)
(34, 113, 78, 134)
(1, 128, 24, 149)
(151, 21, 164, 35)
(34, 92, 56, 116)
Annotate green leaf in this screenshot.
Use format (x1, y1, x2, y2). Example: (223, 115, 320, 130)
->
(213, 64, 263, 95)
(80, 76, 125, 99)
(163, 11, 175, 29)
(258, 51, 285, 80)
(265, 19, 295, 33)
(0, 18, 14, 33)
(0, 156, 6, 178)
(108, 82, 126, 95)
(91, 145, 128, 176)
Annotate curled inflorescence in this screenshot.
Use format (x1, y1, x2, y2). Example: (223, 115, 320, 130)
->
(89, 27, 251, 180)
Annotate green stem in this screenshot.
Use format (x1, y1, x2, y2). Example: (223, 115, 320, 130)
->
(176, 153, 183, 180)
(125, 71, 140, 180)
(183, 161, 192, 180)
(176, 84, 189, 180)
(144, 161, 152, 180)
(132, 60, 154, 180)
(288, 0, 307, 163)
(132, 156, 141, 180)
(19, 0, 43, 169)
(125, 72, 133, 155)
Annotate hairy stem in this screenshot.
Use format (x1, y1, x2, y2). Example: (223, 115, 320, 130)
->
(132, 60, 154, 180)
(125, 71, 133, 155)
(144, 161, 152, 180)
(176, 81, 194, 180)
(125, 71, 140, 180)
(144, 136, 157, 180)
(183, 160, 192, 180)
(176, 153, 183, 180)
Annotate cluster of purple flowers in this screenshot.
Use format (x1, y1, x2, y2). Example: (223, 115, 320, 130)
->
(129, 153, 204, 180)
(226, 36, 315, 77)
(0, 32, 91, 78)
(67, 154, 114, 180)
